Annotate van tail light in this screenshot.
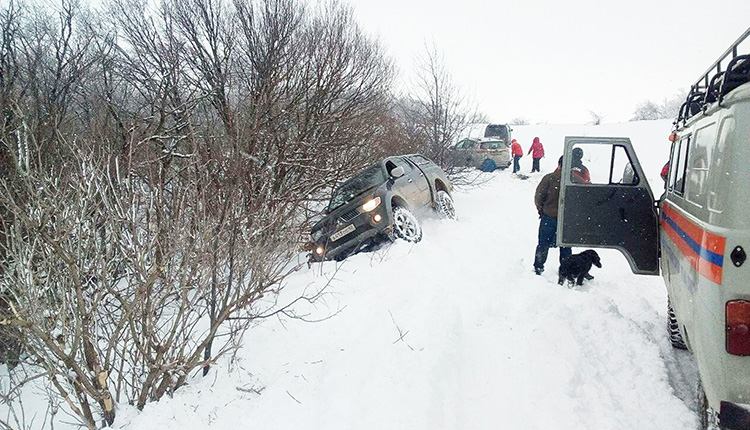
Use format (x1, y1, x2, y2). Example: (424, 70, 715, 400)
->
(726, 300, 750, 355)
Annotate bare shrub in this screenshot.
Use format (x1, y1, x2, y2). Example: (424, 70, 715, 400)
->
(0, 0, 396, 427)
(631, 100, 663, 121)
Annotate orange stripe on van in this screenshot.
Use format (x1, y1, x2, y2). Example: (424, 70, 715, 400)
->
(662, 204, 725, 254)
(661, 202, 726, 285)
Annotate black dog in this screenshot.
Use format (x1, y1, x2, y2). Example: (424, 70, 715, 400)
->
(558, 250, 602, 286)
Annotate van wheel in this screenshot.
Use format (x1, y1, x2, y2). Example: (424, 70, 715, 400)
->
(668, 299, 688, 350)
(392, 206, 422, 243)
(480, 159, 497, 172)
(435, 190, 456, 220)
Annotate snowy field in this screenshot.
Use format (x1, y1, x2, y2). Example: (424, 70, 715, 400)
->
(4, 120, 703, 429)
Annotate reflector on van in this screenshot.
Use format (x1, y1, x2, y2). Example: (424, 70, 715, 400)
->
(726, 300, 750, 356)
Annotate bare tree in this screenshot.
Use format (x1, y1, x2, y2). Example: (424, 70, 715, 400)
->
(510, 117, 529, 125)
(631, 88, 688, 122)
(662, 88, 688, 119)
(404, 42, 482, 176)
(588, 110, 605, 125)
(631, 100, 663, 121)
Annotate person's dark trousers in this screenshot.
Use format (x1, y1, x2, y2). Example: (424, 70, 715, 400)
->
(533, 214, 572, 273)
(531, 157, 541, 172)
(513, 155, 521, 173)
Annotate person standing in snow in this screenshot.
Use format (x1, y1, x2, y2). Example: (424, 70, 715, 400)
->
(528, 137, 545, 173)
(660, 161, 670, 183)
(511, 139, 523, 173)
(533, 156, 571, 275)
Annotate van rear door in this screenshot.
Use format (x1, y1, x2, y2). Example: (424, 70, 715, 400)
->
(557, 136, 660, 275)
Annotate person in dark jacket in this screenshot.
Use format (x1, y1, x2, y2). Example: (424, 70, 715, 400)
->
(511, 139, 523, 173)
(528, 137, 545, 173)
(533, 156, 572, 275)
(570, 147, 591, 184)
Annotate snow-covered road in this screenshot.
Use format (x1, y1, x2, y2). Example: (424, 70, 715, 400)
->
(116, 120, 703, 430)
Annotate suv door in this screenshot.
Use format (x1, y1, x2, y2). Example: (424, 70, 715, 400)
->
(385, 157, 423, 209)
(401, 156, 432, 208)
(557, 136, 660, 275)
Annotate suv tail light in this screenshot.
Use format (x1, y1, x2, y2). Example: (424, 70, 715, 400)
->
(726, 300, 750, 355)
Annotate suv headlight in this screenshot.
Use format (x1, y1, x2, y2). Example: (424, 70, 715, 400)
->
(362, 196, 381, 212)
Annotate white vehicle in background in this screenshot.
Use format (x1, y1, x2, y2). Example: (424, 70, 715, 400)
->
(451, 123, 513, 171)
(557, 28, 750, 430)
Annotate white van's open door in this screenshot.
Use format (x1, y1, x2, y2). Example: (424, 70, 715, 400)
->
(558, 136, 660, 275)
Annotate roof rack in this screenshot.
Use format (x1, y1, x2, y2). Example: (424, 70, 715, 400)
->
(676, 27, 750, 127)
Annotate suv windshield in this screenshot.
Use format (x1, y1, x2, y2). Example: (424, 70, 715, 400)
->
(329, 164, 386, 211)
(484, 124, 508, 139)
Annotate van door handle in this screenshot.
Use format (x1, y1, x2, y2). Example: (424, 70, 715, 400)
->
(408, 178, 413, 183)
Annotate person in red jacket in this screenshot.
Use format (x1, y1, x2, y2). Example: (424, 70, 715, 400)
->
(511, 139, 523, 173)
(660, 161, 669, 183)
(528, 137, 545, 172)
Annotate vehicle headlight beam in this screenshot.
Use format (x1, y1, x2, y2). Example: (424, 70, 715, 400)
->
(362, 196, 381, 212)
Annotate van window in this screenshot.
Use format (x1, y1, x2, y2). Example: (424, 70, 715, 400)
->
(670, 136, 691, 194)
(614, 146, 639, 185)
(667, 139, 680, 191)
(685, 123, 716, 208)
(568, 143, 637, 185)
(708, 117, 735, 213)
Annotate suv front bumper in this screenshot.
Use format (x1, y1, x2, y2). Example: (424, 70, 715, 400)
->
(309, 210, 392, 262)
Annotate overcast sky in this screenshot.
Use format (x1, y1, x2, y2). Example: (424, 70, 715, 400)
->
(348, 0, 750, 124)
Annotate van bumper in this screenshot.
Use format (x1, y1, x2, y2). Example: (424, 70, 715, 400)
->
(721, 401, 750, 429)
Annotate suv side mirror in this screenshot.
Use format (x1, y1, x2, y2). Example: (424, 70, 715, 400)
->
(390, 166, 405, 178)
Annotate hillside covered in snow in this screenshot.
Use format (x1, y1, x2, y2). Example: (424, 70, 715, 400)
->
(102, 119, 703, 430)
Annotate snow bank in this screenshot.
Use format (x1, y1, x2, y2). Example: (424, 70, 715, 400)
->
(3, 120, 700, 429)
(112, 120, 699, 429)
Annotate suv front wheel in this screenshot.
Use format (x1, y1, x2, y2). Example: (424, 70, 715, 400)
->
(392, 206, 422, 243)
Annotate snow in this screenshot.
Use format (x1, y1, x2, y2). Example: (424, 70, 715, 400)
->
(6, 120, 702, 429)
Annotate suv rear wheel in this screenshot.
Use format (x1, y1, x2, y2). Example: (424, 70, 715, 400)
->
(392, 206, 422, 243)
(435, 190, 456, 220)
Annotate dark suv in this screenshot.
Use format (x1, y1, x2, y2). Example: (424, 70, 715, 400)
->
(309, 154, 455, 261)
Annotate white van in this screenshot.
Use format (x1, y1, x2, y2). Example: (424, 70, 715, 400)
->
(558, 28, 750, 430)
